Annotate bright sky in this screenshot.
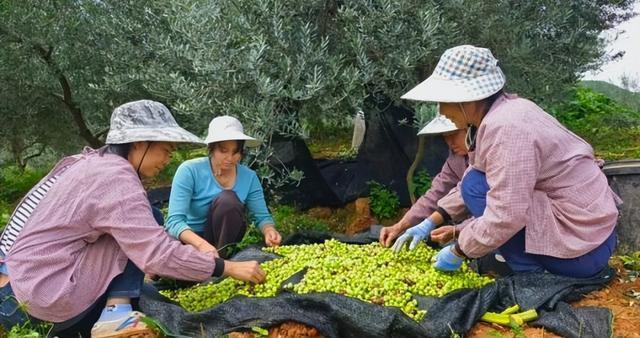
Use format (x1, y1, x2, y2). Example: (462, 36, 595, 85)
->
(582, 2, 640, 90)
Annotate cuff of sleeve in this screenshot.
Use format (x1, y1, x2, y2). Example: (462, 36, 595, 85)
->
(436, 207, 452, 224)
(454, 242, 468, 259)
(405, 210, 426, 227)
(174, 225, 192, 239)
(257, 219, 274, 230)
(213, 258, 225, 277)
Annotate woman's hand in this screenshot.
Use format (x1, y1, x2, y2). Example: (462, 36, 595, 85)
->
(390, 218, 435, 252)
(262, 225, 282, 247)
(379, 224, 403, 247)
(180, 229, 218, 256)
(224, 260, 266, 284)
(430, 225, 456, 245)
(432, 243, 464, 271)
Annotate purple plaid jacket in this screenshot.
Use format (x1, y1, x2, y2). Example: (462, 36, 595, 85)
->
(439, 94, 619, 259)
(6, 149, 216, 322)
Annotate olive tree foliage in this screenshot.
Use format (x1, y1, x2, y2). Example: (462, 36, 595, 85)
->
(0, 0, 635, 185)
(0, 0, 162, 168)
(102, 0, 455, 191)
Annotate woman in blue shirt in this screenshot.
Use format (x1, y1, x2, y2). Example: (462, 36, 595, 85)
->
(166, 116, 282, 257)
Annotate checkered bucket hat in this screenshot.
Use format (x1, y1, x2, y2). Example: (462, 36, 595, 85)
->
(105, 100, 204, 145)
(402, 45, 506, 102)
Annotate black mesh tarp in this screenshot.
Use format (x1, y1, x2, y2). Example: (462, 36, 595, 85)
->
(273, 103, 449, 210)
(140, 231, 614, 338)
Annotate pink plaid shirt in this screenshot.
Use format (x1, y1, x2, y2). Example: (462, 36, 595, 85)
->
(6, 149, 216, 322)
(404, 153, 467, 225)
(439, 94, 619, 259)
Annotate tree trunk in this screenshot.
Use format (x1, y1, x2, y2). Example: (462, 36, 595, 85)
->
(37, 46, 104, 148)
(8, 139, 26, 172)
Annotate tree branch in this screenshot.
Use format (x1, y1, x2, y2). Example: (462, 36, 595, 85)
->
(0, 24, 104, 148)
(23, 143, 46, 163)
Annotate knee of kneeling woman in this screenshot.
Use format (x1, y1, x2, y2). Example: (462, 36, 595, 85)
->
(461, 169, 489, 195)
(212, 190, 242, 211)
(461, 169, 490, 217)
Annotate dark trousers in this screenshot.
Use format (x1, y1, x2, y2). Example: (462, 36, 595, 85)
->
(460, 168, 616, 278)
(203, 190, 248, 257)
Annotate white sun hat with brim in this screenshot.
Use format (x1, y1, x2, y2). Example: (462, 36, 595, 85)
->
(402, 45, 506, 103)
(204, 115, 261, 147)
(106, 100, 204, 145)
(417, 113, 460, 135)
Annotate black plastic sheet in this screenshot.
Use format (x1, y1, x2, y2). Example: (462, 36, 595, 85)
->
(141, 231, 614, 338)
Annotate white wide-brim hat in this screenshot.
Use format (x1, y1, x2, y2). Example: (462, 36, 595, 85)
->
(418, 113, 460, 135)
(204, 115, 261, 147)
(402, 45, 506, 103)
(106, 100, 204, 145)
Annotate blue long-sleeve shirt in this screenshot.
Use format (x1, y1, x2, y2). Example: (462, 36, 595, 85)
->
(165, 157, 275, 239)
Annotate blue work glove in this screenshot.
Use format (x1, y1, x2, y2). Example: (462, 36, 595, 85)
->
(432, 243, 464, 271)
(391, 218, 435, 253)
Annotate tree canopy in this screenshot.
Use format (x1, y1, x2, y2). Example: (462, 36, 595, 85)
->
(0, 0, 635, 170)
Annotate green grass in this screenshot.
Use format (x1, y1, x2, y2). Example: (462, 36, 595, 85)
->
(581, 80, 640, 112)
(272, 205, 329, 235)
(368, 181, 400, 220)
(619, 251, 640, 271)
(306, 125, 353, 159)
(0, 165, 50, 230)
(0, 166, 48, 205)
(554, 86, 640, 160)
(3, 318, 52, 338)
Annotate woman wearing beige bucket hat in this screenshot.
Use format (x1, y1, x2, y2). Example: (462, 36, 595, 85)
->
(0, 101, 265, 337)
(379, 114, 469, 250)
(394, 45, 620, 279)
(166, 115, 281, 258)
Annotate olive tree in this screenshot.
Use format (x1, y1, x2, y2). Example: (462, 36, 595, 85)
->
(0, 0, 634, 185)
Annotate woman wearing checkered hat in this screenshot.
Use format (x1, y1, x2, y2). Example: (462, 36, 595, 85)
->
(395, 45, 620, 278)
(0, 100, 265, 337)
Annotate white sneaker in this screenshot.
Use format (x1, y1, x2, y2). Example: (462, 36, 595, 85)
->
(91, 311, 157, 338)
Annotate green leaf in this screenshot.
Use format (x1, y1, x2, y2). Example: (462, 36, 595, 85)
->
(251, 326, 269, 337)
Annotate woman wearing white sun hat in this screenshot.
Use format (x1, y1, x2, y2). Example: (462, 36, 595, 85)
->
(166, 116, 282, 258)
(379, 114, 469, 250)
(395, 45, 620, 279)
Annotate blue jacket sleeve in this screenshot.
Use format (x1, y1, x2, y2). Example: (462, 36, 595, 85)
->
(245, 172, 275, 229)
(165, 162, 196, 239)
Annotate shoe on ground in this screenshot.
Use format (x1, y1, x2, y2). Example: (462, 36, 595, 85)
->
(91, 311, 157, 338)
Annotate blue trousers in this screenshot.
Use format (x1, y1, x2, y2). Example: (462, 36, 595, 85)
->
(460, 169, 615, 278)
(0, 283, 30, 330)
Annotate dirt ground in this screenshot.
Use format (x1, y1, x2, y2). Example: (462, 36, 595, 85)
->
(468, 260, 640, 337)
